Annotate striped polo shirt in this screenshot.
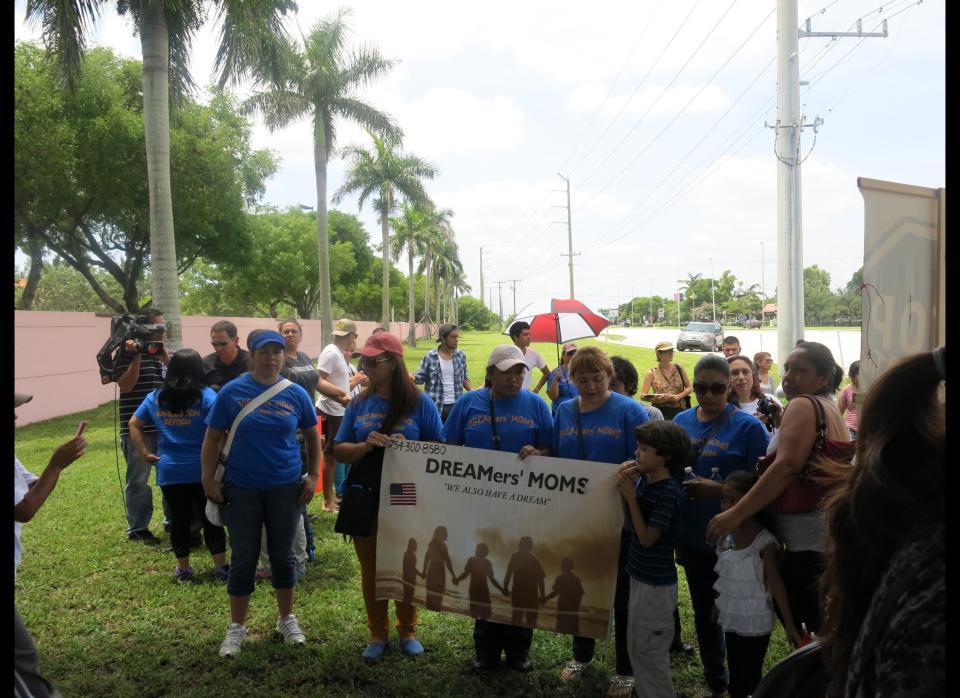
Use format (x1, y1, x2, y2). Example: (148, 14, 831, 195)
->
(113, 351, 166, 436)
(625, 476, 682, 587)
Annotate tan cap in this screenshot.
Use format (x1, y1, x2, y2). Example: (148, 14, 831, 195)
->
(331, 318, 358, 337)
(562, 342, 578, 353)
(655, 341, 675, 352)
(15, 393, 33, 408)
(486, 344, 529, 371)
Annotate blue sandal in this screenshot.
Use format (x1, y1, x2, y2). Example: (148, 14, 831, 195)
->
(400, 637, 424, 656)
(362, 641, 388, 662)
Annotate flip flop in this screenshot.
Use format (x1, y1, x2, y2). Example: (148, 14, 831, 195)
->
(606, 675, 635, 697)
(560, 659, 589, 681)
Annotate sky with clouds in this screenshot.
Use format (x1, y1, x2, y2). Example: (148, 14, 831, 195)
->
(15, 0, 944, 320)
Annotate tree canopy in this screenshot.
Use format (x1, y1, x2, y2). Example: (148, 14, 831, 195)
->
(15, 43, 277, 312)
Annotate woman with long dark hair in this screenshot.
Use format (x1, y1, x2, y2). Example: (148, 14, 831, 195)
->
(818, 348, 944, 696)
(129, 349, 227, 582)
(333, 332, 444, 662)
(673, 353, 771, 697)
(707, 341, 849, 642)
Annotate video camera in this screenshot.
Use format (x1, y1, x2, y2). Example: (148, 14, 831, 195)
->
(755, 394, 782, 432)
(96, 313, 166, 384)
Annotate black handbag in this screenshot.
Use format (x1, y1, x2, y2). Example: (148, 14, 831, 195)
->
(334, 448, 385, 538)
(752, 641, 829, 698)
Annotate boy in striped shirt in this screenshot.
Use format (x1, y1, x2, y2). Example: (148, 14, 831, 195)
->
(614, 421, 690, 697)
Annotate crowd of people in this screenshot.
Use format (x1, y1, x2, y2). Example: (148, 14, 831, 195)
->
(13, 311, 944, 697)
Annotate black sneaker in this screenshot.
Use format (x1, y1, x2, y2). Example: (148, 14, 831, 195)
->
(470, 658, 496, 672)
(670, 640, 696, 656)
(508, 658, 533, 672)
(128, 529, 161, 545)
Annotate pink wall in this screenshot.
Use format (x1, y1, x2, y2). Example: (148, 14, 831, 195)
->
(14, 311, 426, 426)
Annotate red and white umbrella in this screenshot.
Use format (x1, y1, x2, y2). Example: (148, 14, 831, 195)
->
(504, 298, 612, 344)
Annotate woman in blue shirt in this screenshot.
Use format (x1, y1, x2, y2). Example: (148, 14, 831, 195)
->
(673, 353, 770, 697)
(546, 342, 579, 415)
(201, 330, 321, 658)
(130, 348, 225, 583)
(444, 343, 553, 673)
(552, 346, 650, 691)
(333, 332, 444, 662)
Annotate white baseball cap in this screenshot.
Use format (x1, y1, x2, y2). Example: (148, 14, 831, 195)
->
(486, 344, 529, 371)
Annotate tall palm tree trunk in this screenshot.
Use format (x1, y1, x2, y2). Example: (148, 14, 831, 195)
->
(140, 1, 181, 348)
(314, 119, 334, 347)
(406, 242, 417, 346)
(18, 234, 44, 309)
(380, 188, 392, 327)
(423, 251, 431, 329)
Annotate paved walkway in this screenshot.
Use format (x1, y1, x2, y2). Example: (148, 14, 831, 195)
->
(602, 326, 861, 367)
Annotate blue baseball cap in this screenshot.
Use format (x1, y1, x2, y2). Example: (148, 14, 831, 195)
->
(248, 330, 285, 350)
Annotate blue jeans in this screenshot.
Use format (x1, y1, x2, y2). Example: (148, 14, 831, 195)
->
(678, 544, 728, 693)
(120, 433, 156, 534)
(222, 482, 302, 596)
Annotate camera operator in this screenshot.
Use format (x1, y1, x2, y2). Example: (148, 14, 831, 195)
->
(113, 307, 170, 545)
(727, 355, 782, 432)
(202, 320, 250, 392)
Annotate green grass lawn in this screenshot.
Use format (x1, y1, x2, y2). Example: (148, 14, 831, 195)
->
(15, 332, 794, 697)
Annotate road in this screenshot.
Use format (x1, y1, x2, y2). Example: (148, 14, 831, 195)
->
(601, 326, 861, 367)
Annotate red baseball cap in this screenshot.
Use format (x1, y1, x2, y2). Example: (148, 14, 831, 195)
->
(356, 332, 404, 357)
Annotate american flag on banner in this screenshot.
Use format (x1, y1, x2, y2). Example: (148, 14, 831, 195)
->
(389, 483, 417, 505)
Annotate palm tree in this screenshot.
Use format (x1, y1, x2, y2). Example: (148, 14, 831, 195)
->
(389, 204, 431, 346)
(415, 206, 454, 334)
(26, 0, 294, 347)
(244, 7, 397, 347)
(431, 236, 467, 323)
(336, 130, 437, 327)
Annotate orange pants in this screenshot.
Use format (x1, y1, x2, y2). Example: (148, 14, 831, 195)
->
(353, 531, 418, 641)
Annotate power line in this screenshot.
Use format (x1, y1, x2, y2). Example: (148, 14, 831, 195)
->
(564, 0, 699, 179)
(557, 0, 667, 174)
(575, 0, 742, 190)
(576, 5, 777, 223)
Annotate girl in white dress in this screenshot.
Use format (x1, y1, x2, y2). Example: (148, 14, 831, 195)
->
(713, 470, 800, 698)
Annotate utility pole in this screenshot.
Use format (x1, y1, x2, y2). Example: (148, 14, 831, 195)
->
(495, 281, 505, 324)
(760, 241, 766, 324)
(769, 0, 885, 361)
(709, 257, 716, 322)
(489, 287, 493, 311)
(479, 246, 485, 307)
(507, 279, 521, 316)
(557, 174, 580, 298)
(676, 268, 682, 328)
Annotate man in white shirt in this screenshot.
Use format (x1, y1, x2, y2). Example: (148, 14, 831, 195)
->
(315, 318, 358, 511)
(508, 321, 550, 393)
(15, 392, 87, 698)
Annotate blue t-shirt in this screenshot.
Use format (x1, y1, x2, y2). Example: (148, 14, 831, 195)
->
(205, 374, 318, 489)
(335, 391, 444, 444)
(443, 387, 553, 452)
(547, 367, 579, 416)
(552, 392, 650, 464)
(133, 388, 217, 486)
(673, 404, 771, 552)
(626, 476, 682, 586)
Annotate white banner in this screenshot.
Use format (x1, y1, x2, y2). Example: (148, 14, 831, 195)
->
(375, 441, 623, 639)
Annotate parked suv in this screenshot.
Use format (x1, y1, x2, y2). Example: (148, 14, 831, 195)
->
(676, 321, 723, 352)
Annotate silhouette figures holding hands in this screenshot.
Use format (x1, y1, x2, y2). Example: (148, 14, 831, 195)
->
(422, 526, 456, 611)
(454, 542, 505, 620)
(543, 557, 586, 635)
(503, 536, 546, 628)
(402, 538, 425, 605)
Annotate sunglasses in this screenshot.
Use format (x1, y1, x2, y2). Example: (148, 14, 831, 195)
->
(693, 382, 729, 395)
(565, 350, 577, 357)
(211, 341, 231, 348)
(280, 329, 301, 336)
(361, 355, 392, 368)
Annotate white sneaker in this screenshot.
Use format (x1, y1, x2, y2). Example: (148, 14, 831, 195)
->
(276, 614, 306, 645)
(219, 623, 246, 657)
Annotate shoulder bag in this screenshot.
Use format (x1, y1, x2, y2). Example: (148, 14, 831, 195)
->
(205, 378, 293, 526)
(675, 363, 692, 410)
(334, 446, 385, 538)
(756, 394, 854, 515)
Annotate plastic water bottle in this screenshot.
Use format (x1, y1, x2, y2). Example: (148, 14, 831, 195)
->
(683, 466, 697, 481)
(717, 533, 735, 553)
(709, 467, 722, 483)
